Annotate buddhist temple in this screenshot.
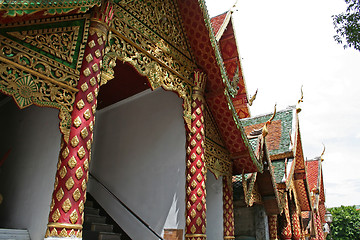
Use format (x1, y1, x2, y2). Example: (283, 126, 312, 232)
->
(0, 1, 328, 240)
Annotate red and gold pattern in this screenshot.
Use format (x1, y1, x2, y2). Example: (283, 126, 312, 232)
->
(45, 4, 112, 238)
(280, 195, 292, 240)
(289, 200, 301, 240)
(177, 0, 258, 174)
(185, 71, 207, 240)
(268, 215, 278, 240)
(314, 211, 325, 240)
(223, 176, 234, 239)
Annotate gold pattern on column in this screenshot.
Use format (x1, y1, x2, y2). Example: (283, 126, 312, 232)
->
(185, 71, 207, 240)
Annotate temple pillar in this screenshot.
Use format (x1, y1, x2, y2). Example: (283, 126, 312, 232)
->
(268, 215, 278, 240)
(223, 176, 235, 240)
(280, 195, 292, 240)
(289, 200, 301, 240)
(185, 71, 207, 240)
(44, 3, 113, 239)
(315, 211, 324, 240)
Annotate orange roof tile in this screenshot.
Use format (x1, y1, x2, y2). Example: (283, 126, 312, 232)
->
(210, 12, 227, 35)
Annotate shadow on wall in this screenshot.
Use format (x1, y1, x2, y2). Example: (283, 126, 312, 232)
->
(89, 88, 186, 239)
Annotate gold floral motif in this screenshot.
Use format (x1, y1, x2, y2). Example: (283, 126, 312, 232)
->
(68, 156, 77, 169)
(196, 217, 202, 226)
(196, 147, 201, 155)
(71, 135, 79, 147)
(81, 179, 87, 192)
(86, 53, 93, 63)
(186, 216, 191, 226)
(83, 159, 89, 170)
(88, 40, 96, 48)
(204, 139, 231, 177)
(77, 146, 86, 159)
(190, 139, 197, 148)
(73, 188, 81, 202)
(196, 173, 202, 182)
(73, 116, 82, 128)
(196, 160, 202, 169)
(191, 180, 197, 189)
(50, 199, 55, 212)
(56, 188, 64, 201)
(187, 174, 191, 182)
(62, 147, 70, 159)
(191, 153, 197, 161)
(92, 63, 99, 72)
(197, 188, 203, 197)
(59, 166, 67, 179)
(54, 177, 58, 189)
(52, 208, 61, 222)
(80, 127, 88, 139)
(89, 77, 96, 86)
(83, 68, 91, 77)
(187, 187, 191, 195)
(81, 83, 88, 92)
(196, 203, 202, 211)
(69, 210, 79, 224)
(190, 166, 196, 175)
(79, 200, 84, 213)
(77, 99, 85, 110)
(75, 167, 84, 180)
(202, 210, 206, 219)
(65, 177, 75, 190)
(86, 140, 92, 150)
(190, 209, 196, 219)
(107, 30, 193, 129)
(62, 198, 72, 213)
(86, 92, 93, 103)
(191, 194, 197, 203)
(83, 109, 91, 120)
(191, 225, 196, 234)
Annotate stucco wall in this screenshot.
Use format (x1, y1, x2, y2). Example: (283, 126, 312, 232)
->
(89, 88, 186, 239)
(206, 173, 223, 240)
(0, 98, 60, 240)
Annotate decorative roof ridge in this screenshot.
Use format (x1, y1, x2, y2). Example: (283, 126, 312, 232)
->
(198, 0, 262, 172)
(241, 105, 296, 122)
(214, 10, 232, 41)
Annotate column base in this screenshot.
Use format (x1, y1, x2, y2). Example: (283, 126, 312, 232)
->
(185, 233, 206, 240)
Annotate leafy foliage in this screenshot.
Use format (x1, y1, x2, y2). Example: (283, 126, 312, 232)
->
(326, 205, 360, 240)
(333, 0, 360, 51)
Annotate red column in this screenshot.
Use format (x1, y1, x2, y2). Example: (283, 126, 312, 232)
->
(289, 200, 301, 240)
(223, 176, 235, 240)
(315, 210, 325, 240)
(268, 215, 278, 240)
(185, 71, 207, 240)
(45, 3, 113, 239)
(280, 195, 292, 240)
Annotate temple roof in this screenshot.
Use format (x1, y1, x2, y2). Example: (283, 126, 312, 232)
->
(241, 106, 296, 158)
(210, 12, 228, 36)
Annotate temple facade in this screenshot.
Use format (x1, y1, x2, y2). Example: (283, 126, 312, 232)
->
(0, 1, 327, 240)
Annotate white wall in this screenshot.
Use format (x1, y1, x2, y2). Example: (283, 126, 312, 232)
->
(206, 173, 223, 240)
(0, 98, 60, 240)
(89, 88, 186, 239)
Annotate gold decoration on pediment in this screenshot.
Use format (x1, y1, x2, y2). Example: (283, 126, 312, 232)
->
(204, 105, 226, 146)
(0, 15, 92, 141)
(7, 26, 81, 64)
(107, 4, 197, 128)
(113, 0, 194, 61)
(204, 139, 231, 178)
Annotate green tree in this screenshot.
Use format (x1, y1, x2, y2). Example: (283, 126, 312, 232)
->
(333, 0, 360, 51)
(327, 205, 360, 240)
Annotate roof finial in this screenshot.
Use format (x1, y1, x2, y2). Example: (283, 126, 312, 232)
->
(296, 85, 304, 113)
(248, 89, 258, 106)
(262, 104, 277, 137)
(320, 143, 326, 162)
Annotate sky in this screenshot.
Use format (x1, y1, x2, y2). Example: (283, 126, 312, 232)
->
(205, 0, 360, 208)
